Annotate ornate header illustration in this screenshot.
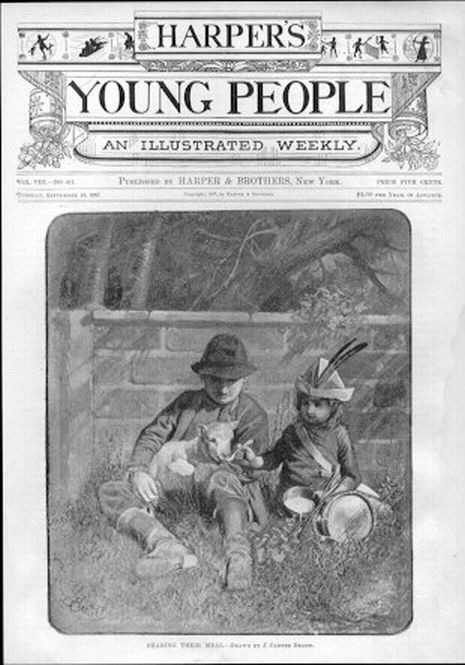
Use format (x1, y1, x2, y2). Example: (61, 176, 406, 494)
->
(17, 13, 441, 167)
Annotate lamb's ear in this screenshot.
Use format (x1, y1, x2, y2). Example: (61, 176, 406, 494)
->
(228, 419, 240, 431)
(197, 423, 208, 437)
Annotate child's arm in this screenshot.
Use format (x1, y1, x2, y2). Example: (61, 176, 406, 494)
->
(238, 427, 293, 470)
(233, 401, 269, 456)
(241, 446, 264, 469)
(126, 395, 187, 502)
(127, 403, 179, 473)
(334, 426, 362, 492)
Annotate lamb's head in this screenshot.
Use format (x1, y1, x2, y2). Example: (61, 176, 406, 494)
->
(197, 420, 239, 463)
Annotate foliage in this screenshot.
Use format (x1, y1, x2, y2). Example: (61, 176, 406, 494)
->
(18, 136, 72, 169)
(383, 132, 439, 171)
(285, 286, 368, 358)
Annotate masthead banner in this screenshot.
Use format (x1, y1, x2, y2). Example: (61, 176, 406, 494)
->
(17, 13, 441, 164)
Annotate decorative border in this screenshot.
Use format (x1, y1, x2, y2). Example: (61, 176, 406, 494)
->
(142, 59, 317, 73)
(17, 25, 441, 69)
(16, 15, 441, 168)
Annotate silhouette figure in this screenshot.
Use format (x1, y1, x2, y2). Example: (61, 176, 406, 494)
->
(79, 36, 107, 57)
(329, 36, 338, 57)
(378, 35, 389, 54)
(353, 37, 365, 58)
(29, 34, 52, 60)
(413, 35, 430, 62)
(124, 32, 134, 51)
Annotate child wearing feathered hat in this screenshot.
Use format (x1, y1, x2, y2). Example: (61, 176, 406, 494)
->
(240, 339, 366, 506)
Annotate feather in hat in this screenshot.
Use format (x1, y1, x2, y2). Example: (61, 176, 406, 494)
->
(295, 338, 368, 402)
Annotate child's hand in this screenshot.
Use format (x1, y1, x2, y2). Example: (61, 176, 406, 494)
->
(236, 445, 264, 469)
(313, 490, 323, 504)
(130, 470, 159, 504)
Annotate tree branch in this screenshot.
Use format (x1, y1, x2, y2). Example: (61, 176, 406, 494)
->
(352, 229, 408, 253)
(340, 242, 389, 293)
(206, 220, 268, 301)
(194, 227, 243, 243)
(190, 250, 235, 310)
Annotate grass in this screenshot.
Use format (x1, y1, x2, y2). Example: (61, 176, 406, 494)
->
(48, 460, 412, 635)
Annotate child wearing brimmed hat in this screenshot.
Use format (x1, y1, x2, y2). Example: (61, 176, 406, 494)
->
(240, 340, 366, 506)
(99, 334, 270, 591)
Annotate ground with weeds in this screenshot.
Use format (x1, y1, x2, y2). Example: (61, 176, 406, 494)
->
(49, 461, 411, 634)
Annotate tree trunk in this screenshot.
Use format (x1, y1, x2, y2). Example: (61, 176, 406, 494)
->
(124, 216, 162, 310)
(86, 216, 114, 308)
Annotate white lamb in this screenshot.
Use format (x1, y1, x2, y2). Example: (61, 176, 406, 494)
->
(148, 420, 252, 484)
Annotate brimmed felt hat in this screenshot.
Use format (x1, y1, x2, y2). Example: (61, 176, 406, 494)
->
(191, 334, 257, 380)
(294, 339, 368, 403)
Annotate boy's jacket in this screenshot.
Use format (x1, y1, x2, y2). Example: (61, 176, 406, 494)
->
(126, 389, 270, 525)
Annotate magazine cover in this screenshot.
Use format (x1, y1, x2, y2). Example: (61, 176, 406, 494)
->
(3, 1, 464, 663)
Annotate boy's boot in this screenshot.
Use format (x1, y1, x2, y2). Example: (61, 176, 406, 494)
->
(116, 507, 198, 579)
(217, 498, 252, 591)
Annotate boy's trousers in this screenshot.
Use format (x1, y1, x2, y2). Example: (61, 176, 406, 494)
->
(99, 466, 254, 556)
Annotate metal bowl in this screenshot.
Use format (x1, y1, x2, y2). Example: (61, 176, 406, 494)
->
(282, 485, 316, 517)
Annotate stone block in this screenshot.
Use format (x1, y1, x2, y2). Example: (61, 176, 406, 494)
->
(248, 355, 305, 385)
(358, 468, 378, 488)
(47, 311, 94, 498)
(250, 312, 293, 324)
(373, 440, 405, 468)
(165, 326, 286, 354)
(247, 387, 293, 412)
(94, 388, 160, 418)
(149, 311, 249, 324)
(351, 439, 408, 486)
(336, 352, 388, 379)
(131, 355, 201, 386)
(349, 380, 377, 410)
(93, 353, 132, 385)
(346, 408, 411, 441)
(241, 327, 287, 353)
(248, 352, 397, 385)
(372, 325, 410, 351)
(353, 439, 376, 470)
(94, 324, 161, 350)
(165, 327, 235, 353)
(94, 418, 149, 465)
(373, 354, 410, 408)
(93, 310, 149, 322)
(65, 409, 94, 499)
(373, 378, 409, 409)
(158, 388, 193, 409)
(67, 380, 92, 422)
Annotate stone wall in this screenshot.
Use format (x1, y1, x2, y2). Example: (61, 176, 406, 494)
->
(48, 309, 410, 498)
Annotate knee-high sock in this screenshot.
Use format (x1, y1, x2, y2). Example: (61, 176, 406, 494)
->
(215, 497, 250, 555)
